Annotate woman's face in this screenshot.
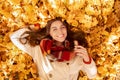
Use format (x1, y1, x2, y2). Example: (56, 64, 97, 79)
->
(49, 20, 67, 42)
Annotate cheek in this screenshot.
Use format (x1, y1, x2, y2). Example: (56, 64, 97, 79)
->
(49, 31, 54, 38)
(64, 29, 67, 36)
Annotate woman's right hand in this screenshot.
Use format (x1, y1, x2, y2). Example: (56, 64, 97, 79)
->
(29, 23, 40, 31)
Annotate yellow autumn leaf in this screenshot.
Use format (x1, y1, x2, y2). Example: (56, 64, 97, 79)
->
(0, 10, 13, 18)
(7, 0, 21, 5)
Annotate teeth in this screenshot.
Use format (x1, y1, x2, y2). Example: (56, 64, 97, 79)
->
(58, 35, 63, 38)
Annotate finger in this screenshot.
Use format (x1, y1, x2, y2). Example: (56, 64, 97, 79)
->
(76, 52, 87, 57)
(75, 45, 85, 49)
(76, 53, 83, 57)
(74, 50, 86, 54)
(74, 49, 88, 54)
(74, 40, 78, 46)
(74, 47, 87, 52)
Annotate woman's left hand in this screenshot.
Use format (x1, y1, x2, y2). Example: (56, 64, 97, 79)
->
(74, 40, 90, 62)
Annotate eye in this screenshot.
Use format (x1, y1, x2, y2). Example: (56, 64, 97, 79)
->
(53, 28, 57, 31)
(61, 25, 66, 29)
(52, 28, 57, 31)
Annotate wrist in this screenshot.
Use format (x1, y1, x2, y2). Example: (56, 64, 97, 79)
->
(83, 55, 92, 64)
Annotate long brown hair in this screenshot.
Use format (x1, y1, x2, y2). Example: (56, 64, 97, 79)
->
(19, 17, 70, 46)
(19, 17, 88, 49)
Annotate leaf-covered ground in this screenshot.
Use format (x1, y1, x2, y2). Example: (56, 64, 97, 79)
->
(0, 0, 120, 80)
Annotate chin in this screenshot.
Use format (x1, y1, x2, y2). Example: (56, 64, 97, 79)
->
(58, 39, 65, 42)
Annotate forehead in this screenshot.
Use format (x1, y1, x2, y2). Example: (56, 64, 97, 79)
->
(51, 20, 63, 28)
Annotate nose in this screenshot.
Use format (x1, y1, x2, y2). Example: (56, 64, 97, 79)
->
(58, 29, 63, 34)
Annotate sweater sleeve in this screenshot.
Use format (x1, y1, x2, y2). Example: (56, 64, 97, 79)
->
(10, 28, 34, 57)
(81, 58, 97, 79)
(10, 28, 53, 80)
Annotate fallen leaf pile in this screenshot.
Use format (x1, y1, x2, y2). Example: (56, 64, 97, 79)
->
(0, 0, 120, 80)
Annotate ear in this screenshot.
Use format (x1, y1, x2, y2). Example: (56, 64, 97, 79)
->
(74, 40, 78, 46)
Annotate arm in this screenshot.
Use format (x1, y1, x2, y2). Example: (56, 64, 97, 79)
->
(74, 41, 97, 79)
(81, 58, 97, 79)
(10, 28, 53, 80)
(10, 28, 34, 57)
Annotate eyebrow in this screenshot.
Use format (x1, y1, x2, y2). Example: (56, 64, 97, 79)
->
(51, 26, 57, 29)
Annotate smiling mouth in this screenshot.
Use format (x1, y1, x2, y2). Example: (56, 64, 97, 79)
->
(58, 35, 64, 38)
